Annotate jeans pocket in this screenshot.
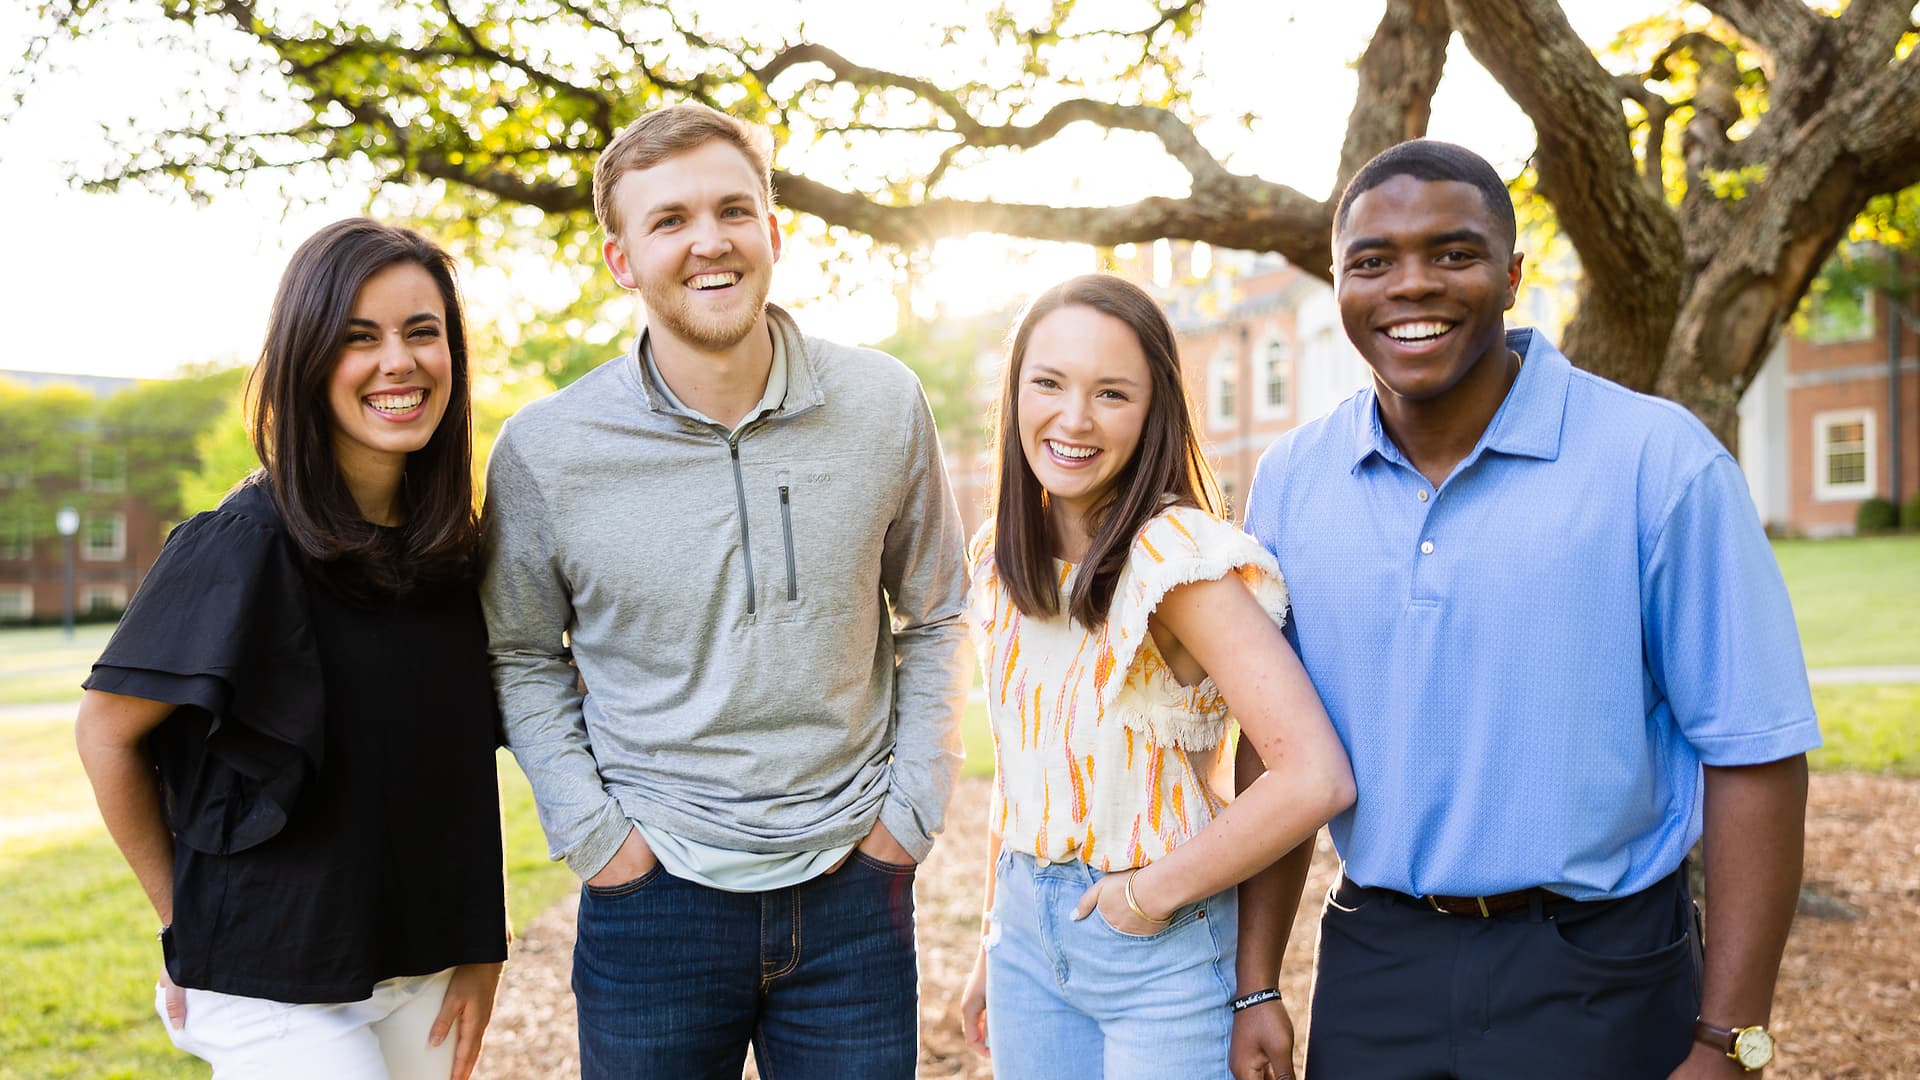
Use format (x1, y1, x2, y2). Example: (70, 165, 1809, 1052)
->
(1091, 901, 1206, 942)
(851, 851, 918, 876)
(583, 864, 665, 898)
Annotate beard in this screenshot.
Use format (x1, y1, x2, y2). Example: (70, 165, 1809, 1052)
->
(639, 268, 771, 352)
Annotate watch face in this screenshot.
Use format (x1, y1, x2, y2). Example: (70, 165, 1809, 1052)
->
(1734, 1027, 1774, 1069)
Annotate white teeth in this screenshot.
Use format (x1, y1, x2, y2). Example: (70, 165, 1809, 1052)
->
(688, 272, 740, 290)
(367, 390, 424, 413)
(1047, 440, 1097, 460)
(1386, 321, 1452, 342)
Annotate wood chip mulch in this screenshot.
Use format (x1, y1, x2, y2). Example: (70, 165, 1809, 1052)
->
(475, 772, 1920, 1080)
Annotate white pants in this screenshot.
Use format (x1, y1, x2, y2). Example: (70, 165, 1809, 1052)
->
(157, 967, 456, 1080)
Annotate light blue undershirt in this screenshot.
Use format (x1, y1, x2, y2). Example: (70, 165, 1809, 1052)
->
(635, 326, 855, 892)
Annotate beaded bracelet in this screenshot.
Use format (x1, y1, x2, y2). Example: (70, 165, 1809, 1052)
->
(1231, 988, 1283, 1012)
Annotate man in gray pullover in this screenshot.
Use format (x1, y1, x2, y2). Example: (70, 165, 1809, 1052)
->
(480, 103, 972, 1079)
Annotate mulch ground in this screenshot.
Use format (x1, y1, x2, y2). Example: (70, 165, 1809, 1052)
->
(475, 772, 1920, 1079)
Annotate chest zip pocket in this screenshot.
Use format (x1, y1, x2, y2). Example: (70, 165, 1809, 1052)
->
(778, 485, 798, 601)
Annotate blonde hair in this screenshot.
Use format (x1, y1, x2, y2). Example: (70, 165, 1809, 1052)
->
(592, 103, 774, 236)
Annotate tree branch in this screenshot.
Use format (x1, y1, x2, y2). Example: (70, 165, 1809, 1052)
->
(1612, 73, 1674, 202)
(771, 170, 1333, 274)
(1846, 48, 1920, 193)
(1695, 0, 1826, 61)
(1333, 0, 1451, 201)
(755, 41, 1231, 186)
(1446, 0, 1681, 287)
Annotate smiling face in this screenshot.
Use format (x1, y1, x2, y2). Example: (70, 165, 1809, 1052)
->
(1335, 174, 1523, 413)
(601, 138, 782, 354)
(1015, 303, 1154, 548)
(326, 261, 453, 482)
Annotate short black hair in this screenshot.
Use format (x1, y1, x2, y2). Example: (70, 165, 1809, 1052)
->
(1334, 139, 1516, 248)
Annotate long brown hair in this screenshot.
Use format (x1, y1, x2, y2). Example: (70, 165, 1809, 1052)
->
(249, 217, 479, 591)
(990, 274, 1221, 626)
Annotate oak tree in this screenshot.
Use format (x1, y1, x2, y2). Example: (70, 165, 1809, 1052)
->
(22, 0, 1920, 444)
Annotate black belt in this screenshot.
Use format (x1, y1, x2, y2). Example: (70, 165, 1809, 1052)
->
(1341, 875, 1574, 918)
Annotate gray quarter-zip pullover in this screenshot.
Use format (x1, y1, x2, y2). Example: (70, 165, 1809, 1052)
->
(481, 306, 972, 879)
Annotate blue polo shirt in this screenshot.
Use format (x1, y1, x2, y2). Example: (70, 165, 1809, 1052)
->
(1245, 328, 1820, 901)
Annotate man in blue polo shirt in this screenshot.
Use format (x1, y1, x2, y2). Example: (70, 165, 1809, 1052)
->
(1230, 140, 1819, 1080)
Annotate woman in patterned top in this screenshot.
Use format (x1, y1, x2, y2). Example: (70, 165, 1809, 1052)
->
(957, 274, 1354, 1080)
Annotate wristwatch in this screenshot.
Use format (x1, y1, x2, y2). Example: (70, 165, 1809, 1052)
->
(1693, 1020, 1774, 1071)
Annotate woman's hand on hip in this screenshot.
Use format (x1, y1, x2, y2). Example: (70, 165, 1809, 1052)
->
(1072, 868, 1170, 936)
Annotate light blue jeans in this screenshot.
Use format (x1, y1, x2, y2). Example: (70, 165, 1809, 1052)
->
(984, 848, 1236, 1080)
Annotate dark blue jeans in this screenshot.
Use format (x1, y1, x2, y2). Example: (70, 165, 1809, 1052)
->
(573, 853, 920, 1080)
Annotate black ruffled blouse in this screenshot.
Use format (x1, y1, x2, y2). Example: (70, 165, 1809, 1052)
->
(85, 480, 507, 1003)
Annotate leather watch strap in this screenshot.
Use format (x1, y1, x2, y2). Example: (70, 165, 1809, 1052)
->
(1693, 1020, 1737, 1054)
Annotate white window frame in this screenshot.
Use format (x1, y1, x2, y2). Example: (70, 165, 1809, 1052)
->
(1209, 347, 1239, 431)
(1812, 408, 1875, 502)
(81, 585, 128, 614)
(1254, 334, 1293, 420)
(81, 444, 128, 494)
(82, 512, 127, 562)
(0, 585, 31, 621)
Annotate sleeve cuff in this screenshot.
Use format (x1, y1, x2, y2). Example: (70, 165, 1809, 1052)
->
(1690, 715, 1823, 767)
(564, 804, 636, 880)
(879, 796, 935, 863)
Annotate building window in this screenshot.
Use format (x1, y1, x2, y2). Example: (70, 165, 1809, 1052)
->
(82, 512, 127, 562)
(1210, 348, 1239, 431)
(82, 445, 128, 494)
(0, 586, 30, 621)
(1256, 336, 1292, 419)
(1812, 409, 1875, 502)
(81, 585, 128, 614)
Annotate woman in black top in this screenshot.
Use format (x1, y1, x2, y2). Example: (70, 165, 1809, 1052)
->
(75, 218, 508, 1080)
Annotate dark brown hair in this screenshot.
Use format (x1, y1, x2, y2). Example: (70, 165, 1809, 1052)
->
(990, 274, 1222, 626)
(249, 217, 480, 591)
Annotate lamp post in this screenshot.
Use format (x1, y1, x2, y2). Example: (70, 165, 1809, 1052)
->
(55, 506, 78, 640)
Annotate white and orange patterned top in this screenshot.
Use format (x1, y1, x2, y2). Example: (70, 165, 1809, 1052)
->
(968, 505, 1290, 869)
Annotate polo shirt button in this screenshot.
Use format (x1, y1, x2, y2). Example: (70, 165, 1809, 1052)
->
(1417, 489, 1429, 502)
(1420, 540, 1434, 555)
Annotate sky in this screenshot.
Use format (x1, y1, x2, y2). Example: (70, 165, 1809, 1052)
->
(0, 1, 1660, 380)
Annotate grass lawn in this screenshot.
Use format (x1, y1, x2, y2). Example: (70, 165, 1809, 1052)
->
(0, 624, 114, 706)
(1808, 683, 1920, 777)
(1771, 534, 1920, 669)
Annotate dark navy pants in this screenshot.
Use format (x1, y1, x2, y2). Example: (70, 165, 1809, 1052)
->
(572, 853, 920, 1080)
(1304, 867, 1702, 1079)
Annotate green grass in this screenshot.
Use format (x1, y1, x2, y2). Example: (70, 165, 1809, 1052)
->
(0, 624, 114, 706)
(1772, 534, 1920, 668)
(1808, 683, 1920, 776)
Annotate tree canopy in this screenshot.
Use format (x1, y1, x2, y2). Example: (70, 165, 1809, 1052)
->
(19, 0, 1920, 444)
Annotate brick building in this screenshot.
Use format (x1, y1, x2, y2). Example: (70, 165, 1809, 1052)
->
(0, 371, 169, 623)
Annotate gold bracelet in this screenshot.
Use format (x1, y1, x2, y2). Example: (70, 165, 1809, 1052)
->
(1124, 870, 1172, 925)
